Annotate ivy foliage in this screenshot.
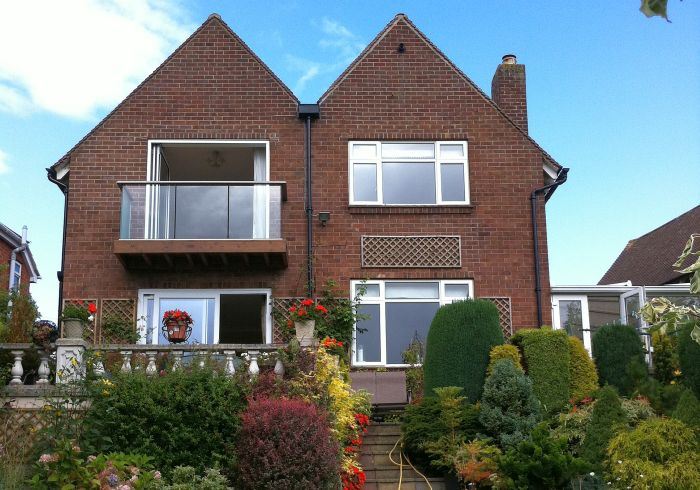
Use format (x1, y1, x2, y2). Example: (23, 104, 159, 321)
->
(479, 359, 540, 449)
(423, 299, 503, 402)
(591, 323, 645, 396)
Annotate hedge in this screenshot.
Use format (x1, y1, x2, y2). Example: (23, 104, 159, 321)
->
(580, 386, 627, 471)
(672, 389, 700, 429)
(678, 322, 700, 397)
(423, 300, 503, 402)
(511, 327, 570, 412)
(591, 323, 645, 396)
(568, 337, 598, 400)
(487, 344, 523, 375)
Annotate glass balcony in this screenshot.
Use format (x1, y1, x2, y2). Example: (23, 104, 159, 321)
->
(118, 181, 285, 240)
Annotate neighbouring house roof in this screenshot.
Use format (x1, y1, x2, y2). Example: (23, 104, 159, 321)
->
(48, 13, 298, 183)
(599, 205, 700, 286)
(0, 222, 40, 283)
(318, 13, 564, 179)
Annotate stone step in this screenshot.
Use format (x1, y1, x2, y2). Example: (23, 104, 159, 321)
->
(364, 465, 428, 480)
(366, 424, 402, 436)
(363, 478, 447, 490)
(360, 451, 397, 467)
(362, 434, 403, 445)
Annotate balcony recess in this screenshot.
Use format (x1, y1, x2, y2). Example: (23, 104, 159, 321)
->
(115, 181, 287, 270)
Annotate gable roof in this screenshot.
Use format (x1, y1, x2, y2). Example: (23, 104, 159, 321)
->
(318, 13, 563, 175)
(0, 222, 40, 283)
(599, 205, 700, 285)
(49, 13, 298, 177)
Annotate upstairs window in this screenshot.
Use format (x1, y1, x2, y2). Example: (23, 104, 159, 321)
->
(349, 141, 469, 205)
(9, 262, 21, 290)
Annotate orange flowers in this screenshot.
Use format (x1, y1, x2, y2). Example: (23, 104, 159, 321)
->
(321, 337, 344, 349)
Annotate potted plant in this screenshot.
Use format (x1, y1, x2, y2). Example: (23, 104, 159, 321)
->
(61, 303, 95, 339)
(32, 320, 59, 350)
(288, 299, 328, 346)
(161, 309, 193, 343)
(320, 336, 344, 367)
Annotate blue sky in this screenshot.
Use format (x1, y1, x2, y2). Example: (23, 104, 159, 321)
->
(0, 1, 698, 321)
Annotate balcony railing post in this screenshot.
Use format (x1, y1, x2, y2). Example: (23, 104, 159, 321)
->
(145, 351, 158, 376)
(37, 350, 51, 385)
(248, 350, 260, 378)
(172, 350, 183, 371)
(120, 351, 132, 373)
(223, 350, 236, 377)
(9, 350, 24, 385)
(274, 357, 285, 378)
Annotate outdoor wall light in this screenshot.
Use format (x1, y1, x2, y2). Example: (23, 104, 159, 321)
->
(318, 212, 331, 227)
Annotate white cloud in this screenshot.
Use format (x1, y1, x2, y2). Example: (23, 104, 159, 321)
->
(288, 18, 365, 97)
(0, 0, 194, 119)
(0, 148, 10, 174)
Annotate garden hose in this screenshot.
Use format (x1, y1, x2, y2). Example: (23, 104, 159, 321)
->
(388, 437, 433, 490)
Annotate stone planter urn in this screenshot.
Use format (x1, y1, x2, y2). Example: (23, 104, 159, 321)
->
(294, 319, 316, 347)
(62, 318, 85, 339)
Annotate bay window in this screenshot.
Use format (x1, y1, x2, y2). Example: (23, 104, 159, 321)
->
(352, 280, 474, 366)
(349, 141, 469, 205)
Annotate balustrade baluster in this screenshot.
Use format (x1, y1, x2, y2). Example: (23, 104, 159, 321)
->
(145, 351, 158, 376)
(223, 350, 236, 377)
(248, 350, 260, 378)
(10, 350, 24, 385)
(37, 350, 51, 384)
(172, 350, 184, 371)
(120, 350, 132, 373)
(274, 358, 285, 378)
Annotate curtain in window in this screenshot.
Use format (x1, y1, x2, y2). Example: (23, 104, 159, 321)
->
(252, 148, 267, 239)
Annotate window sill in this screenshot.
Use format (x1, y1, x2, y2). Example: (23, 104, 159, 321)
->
(348, 205, 475, 215)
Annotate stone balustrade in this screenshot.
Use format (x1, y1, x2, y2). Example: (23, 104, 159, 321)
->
(1, 341, 285, 388)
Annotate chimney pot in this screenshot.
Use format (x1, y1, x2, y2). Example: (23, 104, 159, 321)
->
(502, 54, 517, 65)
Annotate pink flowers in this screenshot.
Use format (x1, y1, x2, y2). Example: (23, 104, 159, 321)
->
(39, 453, 59, 464)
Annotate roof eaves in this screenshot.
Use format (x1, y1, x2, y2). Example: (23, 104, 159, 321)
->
(50, 13, 298, 173)
(319, 13, 563, 171)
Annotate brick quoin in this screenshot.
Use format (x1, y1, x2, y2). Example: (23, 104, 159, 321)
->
(53, 14, 560, 334)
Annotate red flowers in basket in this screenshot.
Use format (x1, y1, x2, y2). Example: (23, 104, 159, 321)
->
(288, 298, 329, 322)
(161, 309, 194, 343)
(162, 309, 194, 325)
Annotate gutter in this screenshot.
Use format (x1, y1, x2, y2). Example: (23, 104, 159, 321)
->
(47, 166, 69, 321)
(298, 104, 320, 295)
(530, 166, 569, 326)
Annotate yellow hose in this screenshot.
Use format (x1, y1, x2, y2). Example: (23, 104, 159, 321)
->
(387, 437, 433, 490)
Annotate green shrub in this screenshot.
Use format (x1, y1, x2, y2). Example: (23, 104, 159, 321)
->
(511, 327, 570, 412)
(592, 323, 645, 396)
(550, 399, 596, 457)
(423, 300, 503, 402)
(651, 331, 680, 384)
(498, 424, 589, 489)
(151, 466, 229, 489)
(82, 366, 246, 478)
(401, 387, 481, 475)
(61, 303, 89, 322)
(673, 389, 700, 428)
(487, 344, 522, 375)
(568, 336, 598, 401)
(479, 359, 540, 449)
(678, 322, 700, 397)
(607, 418, 700, 489)
(580, 386, 628, 470)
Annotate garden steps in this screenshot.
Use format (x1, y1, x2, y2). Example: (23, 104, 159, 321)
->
(361, 422, 447, 490)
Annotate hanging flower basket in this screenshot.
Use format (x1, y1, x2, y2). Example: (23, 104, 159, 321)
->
(161, 309, 193, 344)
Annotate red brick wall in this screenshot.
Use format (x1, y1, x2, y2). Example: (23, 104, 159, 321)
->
(60, 16, 553, 330)
(0, 239, 31, 291)
(312, 19, 551, 329)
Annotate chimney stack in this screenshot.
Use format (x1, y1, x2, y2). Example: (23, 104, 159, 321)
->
(491, 54, 528, 133)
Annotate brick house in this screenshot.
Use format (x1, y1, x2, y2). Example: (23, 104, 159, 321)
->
(47, 14, 566, 367)
(0, 222, 40, 292)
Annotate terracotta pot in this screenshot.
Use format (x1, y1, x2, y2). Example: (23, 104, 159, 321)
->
(62, 319, 84, 339)
(164, 320, 190, 343)
(294, 319, 316, 347)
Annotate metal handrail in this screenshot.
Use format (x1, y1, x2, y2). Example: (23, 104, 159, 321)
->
(117, 181, 287, 201)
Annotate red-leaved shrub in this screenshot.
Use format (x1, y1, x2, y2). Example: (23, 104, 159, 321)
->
(235, 397, 340, 489)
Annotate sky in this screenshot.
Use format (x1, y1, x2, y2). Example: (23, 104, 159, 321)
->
(0, 1, 698, 321)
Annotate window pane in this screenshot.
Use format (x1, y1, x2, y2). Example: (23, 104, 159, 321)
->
(386, 302, 440, 364)
(206, 298, 216, 344)
(358, 284, 380, 297)
(174, 186, 228, 238)
(386, 282, 439, 299)
(439, 144, 465, 157)
(382, 143, 435, 159)
(558, 300, 584, 342)
(355, 304, 381, 363)
(383, 162, 436, 204)
(158, 299, 206, 345)
(440, 163, 465, 201)
(353, 163, 377, 202)
(145, 296, 155, 344)
(352, 143, 377, 158)
(229, 186, 254, 238)
(445, 284, 469, 298)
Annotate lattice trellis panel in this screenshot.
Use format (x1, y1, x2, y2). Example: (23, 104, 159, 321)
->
(100, 299, 137, 344)
(0, 409, 45, 462)
(362, 236, 461, 268)
(271, 297, 304, 343)
(61, 298, 98, 344)
(481, 297, 513, 338)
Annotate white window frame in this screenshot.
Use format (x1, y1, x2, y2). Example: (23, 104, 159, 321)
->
(551, 294, 592, 354)
(144, 140, 271, 240)
(351, 279, 475, 367)
(348, 141, 470, 206)
(136, 288, 272, 345)
(9, 262, 21, 290)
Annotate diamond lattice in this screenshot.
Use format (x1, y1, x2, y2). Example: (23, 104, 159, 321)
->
(362, 236, 461, 268)
(0, 409, 45, 462)
(481, 297, 513, 338)
(271, 297, 304, 343)
(100, 299, 137, 344)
